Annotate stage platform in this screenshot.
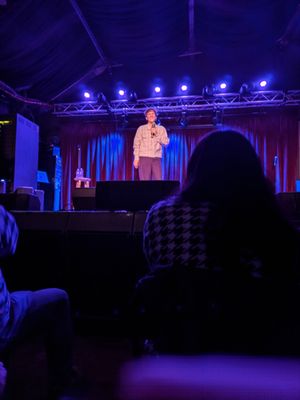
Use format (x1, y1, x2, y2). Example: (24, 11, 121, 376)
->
(11, 210, 147, 233)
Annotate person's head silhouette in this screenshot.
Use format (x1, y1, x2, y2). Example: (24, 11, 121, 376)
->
(181, 129, 272, 210)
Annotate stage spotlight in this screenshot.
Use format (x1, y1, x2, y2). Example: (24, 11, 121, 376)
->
(96, 92, 112, 113)
(83, 91, 91, 99)
(152, 79, 164, 97)
(129, 91, 138, 103)
(178, 111, 188, 128)
(259, 80, 267, 88)
(121, 113, 129, 127)
(118, 89, 125, 97)
(178, 75, 192, 95)
(97, 92, 107, 104)
(212, 109, 222, 126)
(202, 85, 215, 97)
(219, 82, 227, 90)
(239, 83, 251, 96)
(180, 84, 188, 92)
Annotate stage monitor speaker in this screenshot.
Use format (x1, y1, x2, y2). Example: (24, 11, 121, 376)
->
(96, 180, 180, 211)
(72, 188, 96, 210)
(0, 192, 40, 211)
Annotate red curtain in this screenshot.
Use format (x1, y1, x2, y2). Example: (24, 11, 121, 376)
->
(59, 109, 299, 210)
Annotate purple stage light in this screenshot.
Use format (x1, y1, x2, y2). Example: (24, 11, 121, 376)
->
(154, 86, 161, 94)
(181, 84, 188, 92)
(83, 91, 91, 99)
(118, 89, 125, 96)
(259, 80, 267, 88)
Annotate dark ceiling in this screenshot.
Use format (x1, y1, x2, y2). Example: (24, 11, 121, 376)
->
(0, 0, 300, 105)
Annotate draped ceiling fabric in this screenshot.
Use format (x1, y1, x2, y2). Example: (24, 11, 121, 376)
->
(0, 0, 300, 102)
(60, 109, 298, 211)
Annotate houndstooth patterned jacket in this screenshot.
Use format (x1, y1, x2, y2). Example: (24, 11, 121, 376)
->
(143, 196, 263, 276)
(143, 197, 213, 271)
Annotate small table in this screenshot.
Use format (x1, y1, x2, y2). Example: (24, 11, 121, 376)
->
(74, 176, 91, 188)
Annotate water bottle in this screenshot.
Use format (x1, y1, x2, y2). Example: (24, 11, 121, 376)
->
(0, 180, 6, 194)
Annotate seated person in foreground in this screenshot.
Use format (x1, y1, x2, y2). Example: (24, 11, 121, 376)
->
(137, 129, 300, 355)
(0, 205, 76, 399)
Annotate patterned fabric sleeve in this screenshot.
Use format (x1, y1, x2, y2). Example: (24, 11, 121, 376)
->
(0, 206, 19, 258)
(133, 126, 143, 161)
(143, 198, 211, 271)
(0, 206, 17, 335)
(157, 126, 170, 146)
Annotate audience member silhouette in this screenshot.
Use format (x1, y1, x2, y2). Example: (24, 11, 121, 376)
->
(0, 205, 76, 399)
(135, 129, 300, 355)
(0, 362, 6, 398)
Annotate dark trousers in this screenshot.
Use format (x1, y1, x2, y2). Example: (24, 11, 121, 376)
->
(138, 157, 162, 180)
(3, 288, 73, 395)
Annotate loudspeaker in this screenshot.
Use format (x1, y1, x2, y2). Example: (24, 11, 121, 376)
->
(96, 180, 180, 211)
(0, 192, 40, 211)
(0, 114, 39, 192)
(72, 188, 96, 210)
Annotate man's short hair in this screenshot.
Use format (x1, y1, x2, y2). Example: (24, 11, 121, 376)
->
(144, 108, 157, 117)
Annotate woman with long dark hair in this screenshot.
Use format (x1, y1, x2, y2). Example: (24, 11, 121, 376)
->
(144, 129, 299, 278)
(138, 129, 300, 355)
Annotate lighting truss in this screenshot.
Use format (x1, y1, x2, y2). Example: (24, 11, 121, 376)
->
(53, 90, 300, 117)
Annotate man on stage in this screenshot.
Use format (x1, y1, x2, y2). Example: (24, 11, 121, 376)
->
(133, 108, 169, 180)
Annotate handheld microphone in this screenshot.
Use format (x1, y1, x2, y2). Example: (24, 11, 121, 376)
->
(151, 122, 156, 137)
